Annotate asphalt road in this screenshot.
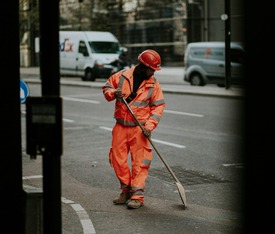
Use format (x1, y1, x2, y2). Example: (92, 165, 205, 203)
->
(21, 80, 246, 234)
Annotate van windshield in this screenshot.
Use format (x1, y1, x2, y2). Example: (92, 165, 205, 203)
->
(88, 41, 120, 54)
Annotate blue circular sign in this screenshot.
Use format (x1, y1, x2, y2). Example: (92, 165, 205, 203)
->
(20, 79, 29, 103)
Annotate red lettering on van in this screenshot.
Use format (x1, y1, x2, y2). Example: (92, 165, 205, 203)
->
(205, 48, 211, 58)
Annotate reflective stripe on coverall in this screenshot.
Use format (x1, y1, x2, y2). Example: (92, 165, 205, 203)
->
(102, 65, 166, 203)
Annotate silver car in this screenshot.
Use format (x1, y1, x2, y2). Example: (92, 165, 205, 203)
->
(183, 41, 244, 86)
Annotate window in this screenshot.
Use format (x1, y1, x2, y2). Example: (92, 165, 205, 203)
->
(88, 41, 120, 54)
(78, 41, 89, 56)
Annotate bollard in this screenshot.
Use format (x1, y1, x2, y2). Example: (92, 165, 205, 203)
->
(23, 185, 43, 234)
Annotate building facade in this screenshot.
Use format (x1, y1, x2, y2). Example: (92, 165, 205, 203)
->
(20, 0, 244, 66)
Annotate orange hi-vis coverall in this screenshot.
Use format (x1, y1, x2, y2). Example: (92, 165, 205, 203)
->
(102, 66, 166, 203)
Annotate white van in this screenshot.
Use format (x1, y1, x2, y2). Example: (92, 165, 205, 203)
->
(183, 41, 244, 86)
(59, 31, 122, 81)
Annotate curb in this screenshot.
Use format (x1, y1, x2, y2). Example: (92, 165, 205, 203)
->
(22, 78, 244, 99)
(20, 66, 244, 99)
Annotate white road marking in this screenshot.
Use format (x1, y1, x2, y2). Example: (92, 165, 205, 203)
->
(151, 139, 185, 148)
(164, 109, 204, 117)
(63, 96, 100, 104)
(22, 175, 43, 180)
(70, 203, 96, 234)
(63, 118, 75, 123)
(100, 126, 185, 149)
(99, 126, 113, 131)
(65, 126, 89, 130)
(23, 176, 96, 234)
(222, 163, 244, 168)
(62, 197, 74, 204)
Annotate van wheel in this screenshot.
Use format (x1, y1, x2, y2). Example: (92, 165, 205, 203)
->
(83, 69, 95, 81)
(190, 73, 204, 86)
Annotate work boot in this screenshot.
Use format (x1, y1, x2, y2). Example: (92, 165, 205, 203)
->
(113, 192, 132, 205)
(127, 199, 143, 209)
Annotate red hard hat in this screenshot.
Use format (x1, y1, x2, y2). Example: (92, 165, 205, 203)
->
(138, 49, 161, 70)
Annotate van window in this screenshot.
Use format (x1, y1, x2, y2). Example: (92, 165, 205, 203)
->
(88, 41, 120, 54)
(192, 48, 205, 58)
(78, 41, 89, 56)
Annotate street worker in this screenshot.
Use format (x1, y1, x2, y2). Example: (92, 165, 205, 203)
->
(102, 49, 166, 209)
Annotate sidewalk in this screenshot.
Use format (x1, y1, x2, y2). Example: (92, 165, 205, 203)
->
(20, 66, 245, 98)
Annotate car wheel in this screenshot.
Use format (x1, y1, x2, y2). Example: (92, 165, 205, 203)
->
(190, 73, 204, 86)
(82, 68, 95, 81)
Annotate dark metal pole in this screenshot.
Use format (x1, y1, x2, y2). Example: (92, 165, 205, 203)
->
(40, 1, 60, 97)
(1, 2, 24, 232)
(39, 0, 62, 233)
(224, 0, 231, 89)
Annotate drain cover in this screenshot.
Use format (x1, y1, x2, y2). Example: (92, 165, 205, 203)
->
(150, 166, 229, 186)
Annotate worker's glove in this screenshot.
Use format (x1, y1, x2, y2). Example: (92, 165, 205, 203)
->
(142, 127, 151, 138)
(114, 88, 123, 100)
